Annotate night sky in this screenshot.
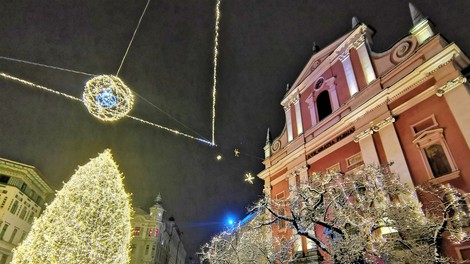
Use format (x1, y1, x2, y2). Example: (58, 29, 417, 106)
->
(1, 0, 469, 259)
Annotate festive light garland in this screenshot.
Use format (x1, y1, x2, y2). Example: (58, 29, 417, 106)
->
(0, 0, 222, 147)
(211, 0, 221, 145)
(0, 72, 213, 145)
(83, 75, 134, 121)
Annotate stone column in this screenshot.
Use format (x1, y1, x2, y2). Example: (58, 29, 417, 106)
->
(377, 118, 414, 187)
(356, 131, 380, 165)
(293, 96, 303, 135)
(284, 106, 293, 142)
(353, 37, 376, 84)
(340, 51, 359, 97)
(437, 76, 470, 149)
(305, 94, 317, 127)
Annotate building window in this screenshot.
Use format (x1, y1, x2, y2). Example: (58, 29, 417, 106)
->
(134, 227, 141, 236)
(145, 244, 150, 255)
(456, 246, 470, 261)
(20, 231, 27, 242)
(275, 192, 286, 230)
(0, 175, 10, 184)
(346, 153, 363, 168)
(327, 163, 341, 173)
(148, 228, 153, 237)
(9, 228, 18, 243)
(9, 200, 19, 214)
(317, 91, 332, 121)
(27, 213, 35, 224)
(412, 128, 458, 182)
(19, 208, 27, 220)
(0, 197, 7, 208)
(0, 224, 9, 240)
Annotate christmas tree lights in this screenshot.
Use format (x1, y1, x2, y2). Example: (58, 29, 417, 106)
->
(11, 150, 133, 264)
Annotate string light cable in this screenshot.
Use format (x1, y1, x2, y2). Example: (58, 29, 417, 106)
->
(211, 0, 221, 146)
(0, 72, 213, 146)
(116, 0, 151, 77)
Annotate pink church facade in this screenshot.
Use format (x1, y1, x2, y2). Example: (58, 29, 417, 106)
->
(258, 4, 470, 262)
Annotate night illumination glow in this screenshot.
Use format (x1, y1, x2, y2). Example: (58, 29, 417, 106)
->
(234, 148, 240, 157)
(0, 73, 214, 146)
(244, 172, 255, 184)
(11, 149, 132, 264)
(97, 89, 118, 108)
(83, 75, 134, 121)
(216, 155, 222, 161)
(210, 0, 221, 145)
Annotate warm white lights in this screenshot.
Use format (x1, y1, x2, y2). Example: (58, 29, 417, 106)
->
(244, 173, 254, 184)
(11, 149, 132, 264)
(83, 75, 135, 122)
(210, 0, 221, 145)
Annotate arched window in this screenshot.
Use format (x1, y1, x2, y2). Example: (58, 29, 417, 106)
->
(317, 91, 332, 121)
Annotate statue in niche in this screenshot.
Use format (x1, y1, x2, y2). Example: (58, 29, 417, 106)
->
(425, 144, 452, 177)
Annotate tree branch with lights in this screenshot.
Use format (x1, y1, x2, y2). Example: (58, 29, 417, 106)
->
(253, 164, 470, 263)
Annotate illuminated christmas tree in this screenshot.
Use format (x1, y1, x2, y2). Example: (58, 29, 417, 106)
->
(11, 149, 132, 264)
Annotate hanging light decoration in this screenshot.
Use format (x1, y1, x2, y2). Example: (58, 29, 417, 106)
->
(82, 75, 134, 121)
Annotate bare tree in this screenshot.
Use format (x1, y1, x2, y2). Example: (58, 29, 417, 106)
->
(252, 164, 470, 263)
(199, 212, 294, 264)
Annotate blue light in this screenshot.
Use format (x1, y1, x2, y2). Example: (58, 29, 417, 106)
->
(228, 219, 234, 226)
(96, 89, 117, 108)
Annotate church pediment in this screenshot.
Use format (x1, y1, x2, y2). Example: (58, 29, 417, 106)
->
(288, 24, 371, 95)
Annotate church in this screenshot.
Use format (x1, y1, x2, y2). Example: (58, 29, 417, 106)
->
(258, 3, 470, 261)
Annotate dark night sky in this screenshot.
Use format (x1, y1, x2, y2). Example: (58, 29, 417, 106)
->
(1, 0, 469, 259)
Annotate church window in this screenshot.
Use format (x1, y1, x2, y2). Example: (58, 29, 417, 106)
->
(317, 90, 332, 121)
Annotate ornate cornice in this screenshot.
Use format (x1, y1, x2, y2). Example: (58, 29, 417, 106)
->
(372, 116, 395, 132)
(436, 75, 467, 97)
(354, 116, 395, 142)
(354, 128, 374, 143)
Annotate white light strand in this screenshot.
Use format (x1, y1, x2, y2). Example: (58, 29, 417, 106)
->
(0, 72, 213, 146)
(116, 0, 151, 77)
(0, 72, 82, 102)
(0, 56, 96, 77)
(126, 115, 213, 146)
(210, 0, 221, 146)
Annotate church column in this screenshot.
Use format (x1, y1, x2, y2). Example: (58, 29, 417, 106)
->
(293, 96, 303, 135)
(437, 76, 470, 149)
(305, 94, 317, 127)
(340, 51, 359, 97)
(353, 36, 376, 84)
(376, 117, 414, 187)
(297, 166, 309, 184)
(354, 129, 380, 165)
(284, 105, 293, 142)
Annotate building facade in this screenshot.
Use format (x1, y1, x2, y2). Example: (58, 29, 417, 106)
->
(258, 4, 470, 262)
(130, 195, 186, 264)
(0, 158, 53, 264)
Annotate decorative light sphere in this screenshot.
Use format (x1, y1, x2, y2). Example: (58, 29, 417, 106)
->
(83, 75, 134, 121)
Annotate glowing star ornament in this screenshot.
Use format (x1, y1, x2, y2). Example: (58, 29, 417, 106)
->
(83, 75, 134, 121)
(11, 149, 132, 264)
(234, 149, 240, 157)
(244, 173, 255, 184)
